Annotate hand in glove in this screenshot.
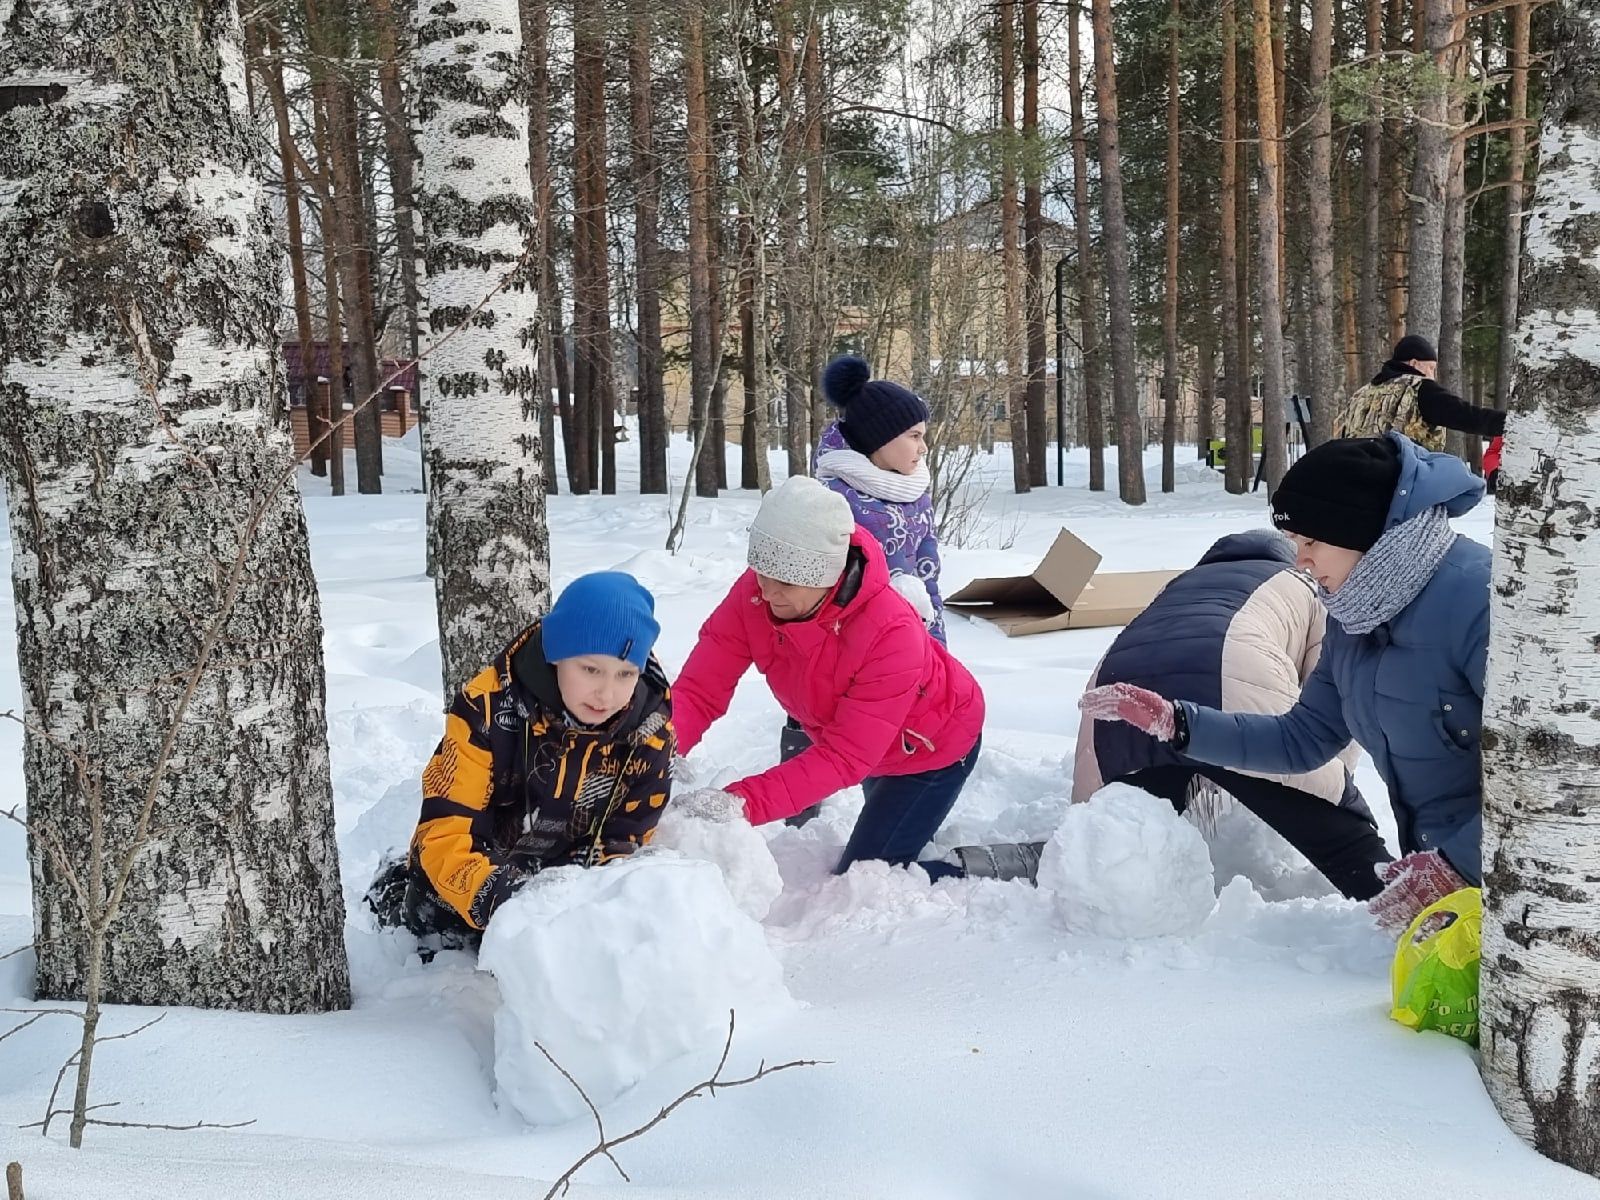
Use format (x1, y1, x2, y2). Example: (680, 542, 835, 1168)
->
(673, 787, 748, 823)
(671, 754, 699, 787)
(889, 571, 937, 627)
(1078, 682, 1178, 743)
(1368, 851, 1468, 932)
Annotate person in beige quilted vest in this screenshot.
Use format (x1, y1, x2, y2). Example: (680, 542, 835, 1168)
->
(1334, 334, 1504, 450)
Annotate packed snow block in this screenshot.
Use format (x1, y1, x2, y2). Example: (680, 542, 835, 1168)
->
(650, 803, 784, 922)
(1039, 784, 1216, 938)
(479, 855, 792, 1125)
(944, 528, 1179, 635)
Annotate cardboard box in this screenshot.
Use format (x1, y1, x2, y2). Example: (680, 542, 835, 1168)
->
(944, 529, 1181, 636)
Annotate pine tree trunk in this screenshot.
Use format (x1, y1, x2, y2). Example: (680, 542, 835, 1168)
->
(1220, 0, 1247, 494)
(1022, 0, 1048, 488)
(573, 5, 616, 495)
(709, 186, 730, 493)
(1067, 7, 1106, 492)
(258, 13, 326, 478)
(1231, 4, 1255, 495)
(737, 83, 770, 494)
(1197, 323, 1217, 448)
(415, 0, 550, 693)
(1406, 0, 1452, 346)
(999, 0, 1030, 494)
(1307, 0, 1339, 446)
(1481, 0, 1600, 1169)
(629, 0, 667, 493)
(1495, 0, 1531, 409)
(313, 90, 350, 498)
(774, 0, 810, 477)
(1357, 0, 1386, 378)
(1161, 0, 1181, 493)
(0, 0, 350, 1012)
(686, 7, 720, 500)
(802, 19, 830, 443)
(525, 0, 574, 490)
(1090, 0, 1145, 505)
(374, 0, 425, 461)
(1438, 0, 1468, 450)
(335, 69, 385, 489)
(1251, 0, 1288, 491)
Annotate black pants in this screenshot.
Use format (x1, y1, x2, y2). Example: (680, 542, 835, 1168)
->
(366, 856, 482, 956)
(1124, 764, 1393, 901)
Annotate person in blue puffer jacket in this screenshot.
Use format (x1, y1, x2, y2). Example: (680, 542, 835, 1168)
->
(1080, 432, 1489, 932)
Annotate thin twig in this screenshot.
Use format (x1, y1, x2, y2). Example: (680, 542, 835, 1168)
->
(539, 1011, 822, 1200)
(532, 1044, 629, 1185)
(0, 1013, 66, 1046)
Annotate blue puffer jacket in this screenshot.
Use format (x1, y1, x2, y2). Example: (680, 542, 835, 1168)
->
(1181, 433, 1490, 882)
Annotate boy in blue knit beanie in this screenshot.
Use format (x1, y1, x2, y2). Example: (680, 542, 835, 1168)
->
(368, 572, 676, 953)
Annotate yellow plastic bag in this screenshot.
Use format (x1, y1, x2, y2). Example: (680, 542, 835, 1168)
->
(1389, 887, 1482, 1047)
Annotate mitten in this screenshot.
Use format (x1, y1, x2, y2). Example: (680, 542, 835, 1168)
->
(673, 787, 748, 823)
(889, 571, 937, 626)
(1368, 851, 1468, 932)
(1078, 682, 1178, 742)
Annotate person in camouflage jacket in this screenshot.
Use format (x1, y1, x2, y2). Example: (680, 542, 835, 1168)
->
(371, 573, 674, 945)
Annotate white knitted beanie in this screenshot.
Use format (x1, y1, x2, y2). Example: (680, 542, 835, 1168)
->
(748, 476, 855, 586)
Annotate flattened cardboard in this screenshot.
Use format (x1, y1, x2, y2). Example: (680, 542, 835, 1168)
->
(944, 528, 1179, 636)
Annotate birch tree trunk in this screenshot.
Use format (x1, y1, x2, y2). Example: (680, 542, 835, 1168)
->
(415, 0, 549, 693)
(1481, 0, 1600, 1169)
(1067, 6, 1106, 492)
(0, 0, 349, 1011)
(1090, 0, 1146, 505)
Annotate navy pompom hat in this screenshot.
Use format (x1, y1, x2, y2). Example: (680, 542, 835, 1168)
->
(541, 572, 660, 669)
(822, 355, 929, 455)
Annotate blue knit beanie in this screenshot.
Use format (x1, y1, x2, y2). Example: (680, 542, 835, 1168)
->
(541, 572, 659, 669)
(822, 355, 929, 455)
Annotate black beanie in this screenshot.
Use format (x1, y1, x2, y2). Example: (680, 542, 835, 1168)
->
(822, 355, 929, 455)
(1269, 436, 1402, 552)
(1393, 334, 1438, 364)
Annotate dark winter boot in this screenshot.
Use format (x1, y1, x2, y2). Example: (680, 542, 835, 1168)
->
(780, 718, 822, 828)
(364, 854, 413, 930)
(952, 841, 1047, 884)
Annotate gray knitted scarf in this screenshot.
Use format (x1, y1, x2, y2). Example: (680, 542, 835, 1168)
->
(1319, 505, 1456, 635)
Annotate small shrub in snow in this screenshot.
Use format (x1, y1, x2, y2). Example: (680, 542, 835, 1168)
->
(479, 855, 791, 1124)
(1038, 784, 1216, 938)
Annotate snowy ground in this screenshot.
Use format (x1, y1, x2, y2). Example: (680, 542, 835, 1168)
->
(2, 429, 1592, 1199)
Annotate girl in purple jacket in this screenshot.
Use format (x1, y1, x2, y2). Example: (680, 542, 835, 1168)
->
(814, 355, 945, 642)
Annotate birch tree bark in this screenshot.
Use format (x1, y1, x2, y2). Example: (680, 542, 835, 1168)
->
(415, 0, 549, 693)
(0, 0, 349, 1011)
(1481, 0, 1600, 1169)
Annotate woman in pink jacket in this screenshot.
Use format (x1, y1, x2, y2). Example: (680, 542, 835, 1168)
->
(673, 476, 986, 879)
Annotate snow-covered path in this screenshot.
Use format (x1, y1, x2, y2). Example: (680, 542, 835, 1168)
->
(2, 434, 1589, 1199)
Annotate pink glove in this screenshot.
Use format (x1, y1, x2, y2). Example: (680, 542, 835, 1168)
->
(1078, 682, 1177, 742)
(1368, 851, 1468, 932)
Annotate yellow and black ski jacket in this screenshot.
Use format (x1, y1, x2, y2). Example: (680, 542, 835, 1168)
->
(411, 622, 675, 929)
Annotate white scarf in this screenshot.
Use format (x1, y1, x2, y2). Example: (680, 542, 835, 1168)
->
(814, 447, 930, 503)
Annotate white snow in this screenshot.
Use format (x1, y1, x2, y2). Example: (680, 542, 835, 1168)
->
(2, 427, 1590, 1198)
(480, 855, 792, 1125)
(1040, 783, 1217, 939)
(650, 794, 784, 921)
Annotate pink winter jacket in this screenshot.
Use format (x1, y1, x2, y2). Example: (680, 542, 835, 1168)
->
(673, 529, 986, 825)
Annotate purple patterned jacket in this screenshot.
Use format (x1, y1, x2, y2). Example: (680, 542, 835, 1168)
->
(813, 422, 945, 643)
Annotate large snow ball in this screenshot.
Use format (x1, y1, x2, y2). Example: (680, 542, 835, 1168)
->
(479, 854, 792, 1125)
(1038, 784, 1216, 939)
(649, 803, 784, 922)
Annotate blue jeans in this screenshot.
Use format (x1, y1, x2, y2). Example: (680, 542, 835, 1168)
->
(834, 736, 982, 881)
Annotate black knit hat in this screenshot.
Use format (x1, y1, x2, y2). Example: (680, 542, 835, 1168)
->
(1393, 334, 1438, 364)
(1269, 436, 1402, 552)
(822, 355, 929, 455)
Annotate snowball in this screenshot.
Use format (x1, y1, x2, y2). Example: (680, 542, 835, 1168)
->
(478, 854, 792, 1125)
(650, 802, 784, 922)
(1038, 784, 1216, 938)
